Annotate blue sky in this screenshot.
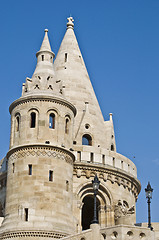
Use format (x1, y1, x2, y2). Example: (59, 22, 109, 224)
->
(0, 0, 159, 224)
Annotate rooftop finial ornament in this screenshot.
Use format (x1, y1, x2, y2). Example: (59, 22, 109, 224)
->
(67, 16, 74, 29)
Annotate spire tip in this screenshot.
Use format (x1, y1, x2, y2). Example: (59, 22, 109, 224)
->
(45, 29, 48, 33)
(67, 17, 74, 29)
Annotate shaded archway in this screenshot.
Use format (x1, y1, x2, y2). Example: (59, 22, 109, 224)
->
(82, 195, 100, 230)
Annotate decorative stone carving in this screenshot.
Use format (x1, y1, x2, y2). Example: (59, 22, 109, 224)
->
(67, 17, 74, 28)
(8, 146, 73, 165)
(73, 163, 140, 200)
(0, 230, 67, 239)
(114, 200, 135, 220)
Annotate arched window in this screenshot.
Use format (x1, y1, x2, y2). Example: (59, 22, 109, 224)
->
(49, 113, 55, 129)
(65, 118, 69, 134)
(82, 134, 92, 146)
(16, 116, 20, 132)
(30, 112, 36, 128)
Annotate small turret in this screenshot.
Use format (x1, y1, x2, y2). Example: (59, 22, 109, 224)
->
(22, 29, 63, 97)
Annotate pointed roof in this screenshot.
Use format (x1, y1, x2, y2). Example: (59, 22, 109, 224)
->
(36, 29, 54, 56)
(54, 17, 109, 148)
(22, 29, 62, 98)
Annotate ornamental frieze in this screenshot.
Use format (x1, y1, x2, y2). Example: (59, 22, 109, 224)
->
(0, 230, 67, 239)
(8, 146, 73, 165)
(73, 163, 140, 199)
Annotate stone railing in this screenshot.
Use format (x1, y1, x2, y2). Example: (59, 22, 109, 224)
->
(74, 147, 137, 178)
(100, 224, 155, 240)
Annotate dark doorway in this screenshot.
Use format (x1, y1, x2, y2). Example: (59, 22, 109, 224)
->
(82, 195, 100, 230)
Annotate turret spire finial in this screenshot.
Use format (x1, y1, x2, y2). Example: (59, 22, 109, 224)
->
(67, 17, 74, 29)
(38, 28, 52, 52)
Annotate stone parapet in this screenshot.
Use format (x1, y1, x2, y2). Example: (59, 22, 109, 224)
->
(74, 148, 137, 177)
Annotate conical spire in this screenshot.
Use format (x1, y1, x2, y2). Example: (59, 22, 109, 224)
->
(37, 29, 52, 54)
(54, 17, 111, 149)
(22, 30, 63, 98)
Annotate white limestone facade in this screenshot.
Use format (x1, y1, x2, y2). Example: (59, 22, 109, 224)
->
(0, 17, 158, 240)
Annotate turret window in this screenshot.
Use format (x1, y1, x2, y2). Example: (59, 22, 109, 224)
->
(49, 113, 55, 129)
(65, 117, 70, 134)
(28, 164, 32, 175)
(49, 170, 53, 181)
(102, 155, 105, 164)
(65, 53, 67, 62)
(90, 152, 94, 162)
(113, 157, 115, 167)
(30, 112, 36, 128)
(42, 55, 44, 61)
(66, 180, 69, 191)
(24, 208, 28, 221)
(16, 116, 20, 132)
(12, 163, 15, 173)
(82, 134, 92, 146)
(111, 144, 114, 151)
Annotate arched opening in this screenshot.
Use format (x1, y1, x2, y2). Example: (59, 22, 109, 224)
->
(82, 195, 99, 230)
(30, 112, 36, 128)
(82, 134, 92, 146)
(65, 118, 69, 134)
(16, 116, 20, 132)
(49, 113, 55, 129)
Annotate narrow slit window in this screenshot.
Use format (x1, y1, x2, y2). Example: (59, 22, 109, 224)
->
(111, 144, 114, 151)
(30, 112, 36, 128)
(16, 116, 20, 132)
(102, 155, 105, 164)
(121, 161, 123, 169)
(66, 180, 69, 191)
(65, 53, 67, 62)
(25, 208, 28, 221)
(113, 157, 115, 167)
(49, 113, 55, 129)
(65, 118, 69, 134)
(42, 55, 44, 61)
(49, 170, 53, 182)
(12, 163, 15, 173)
(28, 164, 32, 175)
(90, 152, 94, 163)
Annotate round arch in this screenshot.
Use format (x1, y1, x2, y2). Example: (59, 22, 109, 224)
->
(76, 181, 114, 229)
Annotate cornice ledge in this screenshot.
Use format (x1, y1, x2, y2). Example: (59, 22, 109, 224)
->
(7, 144, 75, 162)
(9, 95, 76, 116)
(73, 162, 141, 195)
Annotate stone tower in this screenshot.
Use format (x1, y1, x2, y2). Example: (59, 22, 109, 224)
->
(54, 17, 141, 231)
(1, 28, 76, 238)
(1, 17, 155, 240)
